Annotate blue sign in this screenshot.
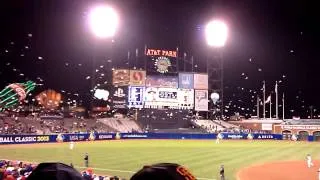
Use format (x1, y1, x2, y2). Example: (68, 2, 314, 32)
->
(128, 86, 145, 108)
(179, 73, 194, 89)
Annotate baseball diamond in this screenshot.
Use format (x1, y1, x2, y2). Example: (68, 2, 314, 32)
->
(1, 140, 320, 180)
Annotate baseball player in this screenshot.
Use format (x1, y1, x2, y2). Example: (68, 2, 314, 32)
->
(318, 168, 320, 180)
(306, 154, 314, 168)
(216, 133, 222, 144)
(69, 141, 74, 150)
(291, 134, 297, 141)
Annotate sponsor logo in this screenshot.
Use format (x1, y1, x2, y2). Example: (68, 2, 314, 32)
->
(155, 56, 171, 73)
(89, 131, 96, 141)
(115, 132, 121, 140)
(227, 134, 243, 139)
(56, 133, 64, 142)
(257, 135, 274, 139)
(114, 88, 126, 98)
(98, 135, 113, 139)
(122, 134, 148, 138)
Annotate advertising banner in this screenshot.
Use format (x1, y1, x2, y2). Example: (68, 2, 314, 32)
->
(112, 69, 130, 86)
(0, 133, 285, 145)
(145, 76, 178, 88)
(193, 74, 208, 89)
(129, 70, 146, 86)
(111, 86, 128, 109)
(144, 88, 179, 108)
(194, 90, 208, 111)
(128, 86, 145, 108)
(179, 73, 194, 89)
(177, 89, 194, 109)
(0, 135, 55, 144)
(262, 124, 273, 131)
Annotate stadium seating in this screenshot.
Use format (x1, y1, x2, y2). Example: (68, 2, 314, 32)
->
(98, 118, 142, 133)
(137, 109, 193, 130)
(213, 120, 240, 129)
(192, 119, 225, 132)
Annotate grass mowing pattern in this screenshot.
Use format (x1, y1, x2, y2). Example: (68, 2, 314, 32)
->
(1, 140, 320, 180)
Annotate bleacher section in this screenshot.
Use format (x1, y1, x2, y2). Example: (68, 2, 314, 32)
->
(193, 119, 225, 132)
(213, 120, 240, 129)
(137, 109, 192, 129)
(98, 118, 142, 133)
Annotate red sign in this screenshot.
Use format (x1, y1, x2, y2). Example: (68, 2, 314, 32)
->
(145, 49, 177, 58)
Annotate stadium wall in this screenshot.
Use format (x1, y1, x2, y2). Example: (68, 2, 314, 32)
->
(0, 132, 292, 145)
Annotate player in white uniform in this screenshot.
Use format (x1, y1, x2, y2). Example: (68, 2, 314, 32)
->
(69, 141, 74, 150)
(216, 133, 222, 144)
(306, 154, 314, 168)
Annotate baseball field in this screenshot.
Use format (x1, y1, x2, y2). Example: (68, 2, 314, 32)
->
(0, 140, 320, 180)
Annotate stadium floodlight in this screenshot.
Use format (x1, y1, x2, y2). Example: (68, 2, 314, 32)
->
(205, 20, 228, 47)
(88, 5, 119, 38)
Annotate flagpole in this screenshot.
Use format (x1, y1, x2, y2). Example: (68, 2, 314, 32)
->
(191, 56, 194, 72)
(263, 81, 266, 119)
(127, 50, 131, 69)
(257, 96, 260, 118)
(269, 93, 272, 119)
(282, 93, 285, 120)
(135, 48, 138, 69)
(275, 81, 278, 119)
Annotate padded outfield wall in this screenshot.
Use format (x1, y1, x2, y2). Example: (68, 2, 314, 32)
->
(0, 132, 292, 145)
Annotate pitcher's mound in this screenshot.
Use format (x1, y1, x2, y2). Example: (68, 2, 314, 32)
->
(237, 160, 319, 180)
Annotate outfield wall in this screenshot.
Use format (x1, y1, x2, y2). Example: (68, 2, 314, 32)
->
(0, 132, 312, 145)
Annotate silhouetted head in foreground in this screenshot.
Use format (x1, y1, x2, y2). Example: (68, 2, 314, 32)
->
(130, 163, 196, 180)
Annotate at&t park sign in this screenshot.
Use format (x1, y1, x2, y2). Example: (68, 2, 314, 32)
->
(145, 49, 177, 58)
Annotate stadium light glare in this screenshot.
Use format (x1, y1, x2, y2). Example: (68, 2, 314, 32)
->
(205, 20, 228, 47)
(88, 5, 119, 38)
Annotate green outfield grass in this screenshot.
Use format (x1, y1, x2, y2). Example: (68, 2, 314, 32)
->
(1, 140, 320, 180)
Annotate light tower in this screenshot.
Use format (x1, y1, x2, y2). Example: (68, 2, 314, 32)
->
(205, 20, 228, 119)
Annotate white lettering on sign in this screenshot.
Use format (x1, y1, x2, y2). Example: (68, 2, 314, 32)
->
(281, 125, 320, 130)
(114, 88, 125, 98)
(257, 135, 274, 139)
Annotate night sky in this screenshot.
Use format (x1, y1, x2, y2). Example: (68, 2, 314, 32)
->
(1, 0, 320, 118)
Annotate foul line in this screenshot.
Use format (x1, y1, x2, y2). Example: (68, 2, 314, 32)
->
(77, 166, 215, 180)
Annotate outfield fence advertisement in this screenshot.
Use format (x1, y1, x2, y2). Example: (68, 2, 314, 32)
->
(0, 132, 294, 145)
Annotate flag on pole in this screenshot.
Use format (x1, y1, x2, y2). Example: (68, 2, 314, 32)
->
(261, 81, 265, 92)
(265, 95, 271, 104)
(127, 51, 130, 60)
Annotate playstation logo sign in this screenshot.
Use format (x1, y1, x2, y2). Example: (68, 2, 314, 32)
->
(114, 88, 126, 98)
